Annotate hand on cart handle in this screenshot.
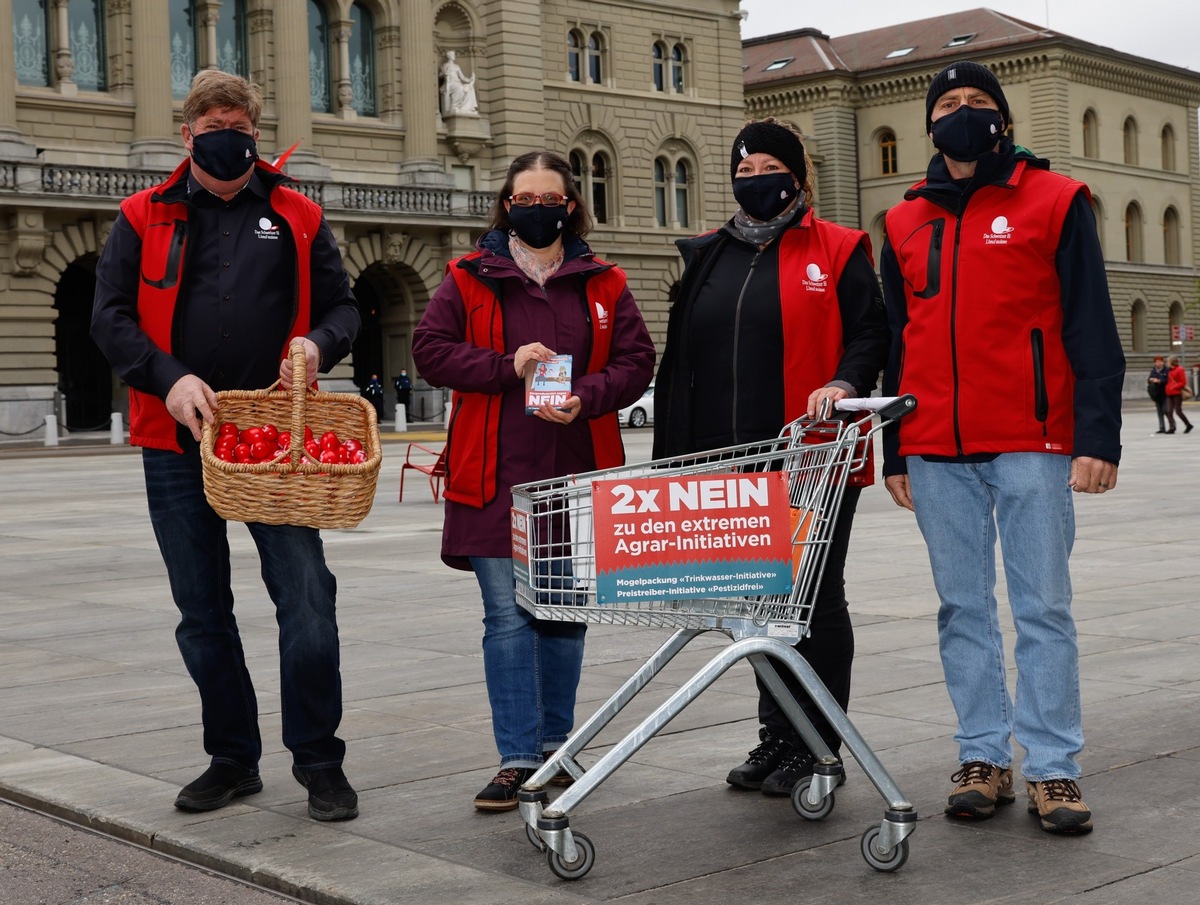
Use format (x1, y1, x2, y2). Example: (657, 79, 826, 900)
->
(834, 395, 917, 420)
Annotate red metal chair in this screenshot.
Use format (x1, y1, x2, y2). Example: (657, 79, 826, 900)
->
(398, 443, 447, 502)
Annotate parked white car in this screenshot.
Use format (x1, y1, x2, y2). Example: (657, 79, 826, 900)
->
(618, 382, 654, 428)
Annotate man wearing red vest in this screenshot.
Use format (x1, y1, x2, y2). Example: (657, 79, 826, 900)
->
(881, 61, 1124, 835)
(91, 71, 360, 821)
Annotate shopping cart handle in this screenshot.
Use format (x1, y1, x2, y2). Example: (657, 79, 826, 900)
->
(834, 394, 917, 420)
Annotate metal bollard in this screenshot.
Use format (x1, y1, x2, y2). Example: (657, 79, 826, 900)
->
(394, 404, 408, 434)
(44, 414, 59, 447)
(110, 411, 124, 445)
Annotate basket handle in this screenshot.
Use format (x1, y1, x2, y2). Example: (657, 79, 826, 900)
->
(288, 341, 309, 467)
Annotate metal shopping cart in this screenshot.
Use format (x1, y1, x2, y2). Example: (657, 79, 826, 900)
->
(510, 395, 919, 879)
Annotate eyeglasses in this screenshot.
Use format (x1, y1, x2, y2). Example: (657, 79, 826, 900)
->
(507, 192, 567, 207)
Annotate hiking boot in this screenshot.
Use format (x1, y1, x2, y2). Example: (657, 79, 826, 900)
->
(292, 765, 359, 821)
(1026, 779, 1093, 834)
(474, 766, 534, 811)
(174, 763, 262, 812)
(944, 761, 1016, 819)
(760, 747, 846, 796)
(726, 728, 795, 791)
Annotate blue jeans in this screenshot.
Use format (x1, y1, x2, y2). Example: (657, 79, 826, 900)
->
(907, 453, 1083, 781)
(470, 557, 586, 768)
(143, 444, 346, 773)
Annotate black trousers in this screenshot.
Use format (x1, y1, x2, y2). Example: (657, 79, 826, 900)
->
(756, 485, 860, 755)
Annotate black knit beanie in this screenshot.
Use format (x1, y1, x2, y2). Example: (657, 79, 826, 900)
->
(925, 61, 1010, 132)
(730, 121, 806, 185)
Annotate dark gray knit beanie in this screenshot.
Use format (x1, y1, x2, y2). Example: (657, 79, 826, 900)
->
(730, 121, 806, 185)
(925, 61, 1010, 132)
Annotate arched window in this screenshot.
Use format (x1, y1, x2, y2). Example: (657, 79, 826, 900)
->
(214, 0, 248, 77)
(308, 0, 331, 112)
(1125, 202, 1144, 263)
(1131, 299, 1147, 353)
(1123, 116, 1138, 166)
(653, 158, 668, 227)
(349, 2, 375, 116)
(567, 29, 583, 82)
(652, 41, 665, 92)
(1161, 124, 1177, 171)
(570, 146, 614, 224)
(670, 43, 686, 92)
(586, 31, 603, 84)
(879, 130, 898, 176)
(1082, 109, 1099, 159)
(1163, 206, 1181, 266)
(170, 0, 198, 99)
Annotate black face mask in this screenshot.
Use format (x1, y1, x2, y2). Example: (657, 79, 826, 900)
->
(190, 128, 258, 182)
(931, 106, 1004, 162)
(508, 204, 568, 249)
(731, 172, 798, 222)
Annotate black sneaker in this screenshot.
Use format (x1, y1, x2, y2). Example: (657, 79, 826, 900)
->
(474, 766, 534, 811)
(760, 747, 846, 796)
(174, 763, 262, 812)
(292, 765, 359, 821)
(726, 728, 795, 790)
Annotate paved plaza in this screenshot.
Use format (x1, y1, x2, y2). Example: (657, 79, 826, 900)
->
(1, 404, 1198, 904)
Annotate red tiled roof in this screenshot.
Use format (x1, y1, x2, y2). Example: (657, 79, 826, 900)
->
(743, 8, 1053, 86)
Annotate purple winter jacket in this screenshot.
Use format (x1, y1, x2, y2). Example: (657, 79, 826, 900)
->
(412, 231, 656, 570)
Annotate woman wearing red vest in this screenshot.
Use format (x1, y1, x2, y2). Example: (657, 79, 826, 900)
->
(413, 151, 655, 810)
(654, 118, 889, 798)
(1164, 355, 1193, 433)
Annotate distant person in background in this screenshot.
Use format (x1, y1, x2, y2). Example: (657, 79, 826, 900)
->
(1164, 355, 1193, 434)
(362, 373, 384, 420)
(393, 369, 413, 410)
(1147, 356, 1169, 433)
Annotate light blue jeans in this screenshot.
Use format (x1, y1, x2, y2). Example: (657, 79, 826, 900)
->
(907, 453, 1083, 781)
(469, 557, 586, 769)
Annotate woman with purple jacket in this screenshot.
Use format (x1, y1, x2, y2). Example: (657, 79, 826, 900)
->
(413, 150, 655, 811)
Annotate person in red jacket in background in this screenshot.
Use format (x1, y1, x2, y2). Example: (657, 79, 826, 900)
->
(881, 61, 1125, 835)
(90, 70, 361, 821)
(1164, 355, 1193, 433)
(654, 117, 889, 800)
(413, 150, 655, 811)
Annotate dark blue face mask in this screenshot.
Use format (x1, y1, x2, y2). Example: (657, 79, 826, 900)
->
(190, 128, 258, 182)
(931, 106, 1004, 162)
(731, 172, 798, 222)
(508, 203, 569, 249)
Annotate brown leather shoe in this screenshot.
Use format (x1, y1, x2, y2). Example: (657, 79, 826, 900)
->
(1026, 779, 1093, 834)
(945, 761, 1016, 820)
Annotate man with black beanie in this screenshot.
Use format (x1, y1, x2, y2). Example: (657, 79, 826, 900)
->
(880, 60, 1124, 836)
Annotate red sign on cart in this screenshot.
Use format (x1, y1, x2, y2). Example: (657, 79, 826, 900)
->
(592, 472, 794, 603)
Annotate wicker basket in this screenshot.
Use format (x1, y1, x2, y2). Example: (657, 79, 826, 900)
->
(201, 343, 382, 529)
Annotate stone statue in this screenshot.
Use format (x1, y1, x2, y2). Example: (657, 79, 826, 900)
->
(440, 51, 478, 116)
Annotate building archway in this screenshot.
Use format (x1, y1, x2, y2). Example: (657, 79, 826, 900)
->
(53, 257, 114, 432)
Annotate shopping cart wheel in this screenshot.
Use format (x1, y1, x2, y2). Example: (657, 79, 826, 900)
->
(547, 831, 595, 880)
(860, 824, 909, 872)
(791, 777, 835, 820)
(525, 823, 547, 852)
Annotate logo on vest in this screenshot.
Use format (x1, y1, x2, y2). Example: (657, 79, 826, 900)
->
(802, 262, 830, 291)
(595, 302, 611, 331)
(984, 215, 1015, 245)
(255, 217, 281, 240)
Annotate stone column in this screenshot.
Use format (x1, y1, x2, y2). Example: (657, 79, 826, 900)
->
(128, 0, 179, 168)
(50, 0, 77, 94)
(273, 0, 328, 179)
(398, 0, 449, 184)
(333, 19, 355, 119)
(0, 0, 37, 157)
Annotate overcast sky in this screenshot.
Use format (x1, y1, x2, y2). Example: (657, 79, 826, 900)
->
(739, 0, 1200, 73)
